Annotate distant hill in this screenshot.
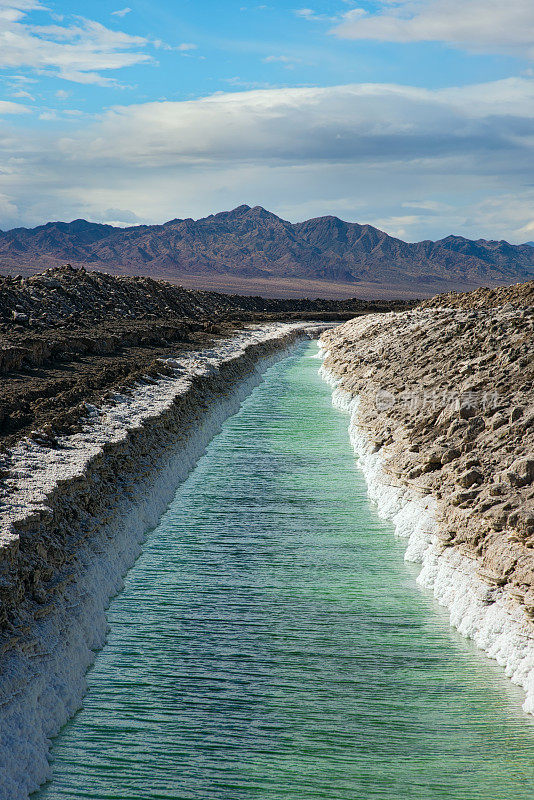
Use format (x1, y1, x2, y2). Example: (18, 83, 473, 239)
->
(0, 205, 532, 298)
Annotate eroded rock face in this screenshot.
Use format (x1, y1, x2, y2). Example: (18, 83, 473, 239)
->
(321, 282, 534, 609)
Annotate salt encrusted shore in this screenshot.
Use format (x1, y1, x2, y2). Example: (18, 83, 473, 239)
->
(0, 322, 323, 800)
(318, 291, 534, 713)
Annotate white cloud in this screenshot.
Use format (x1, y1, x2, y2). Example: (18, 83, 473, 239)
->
(223, 77, 281, 89)
(53, 78, 534, 166)
(10, 88, 34, 99)
(111, 7, 132, 17)
(0, 79, 534, 242)
(0, 98, 29, 113)
(332, 0, 534, 59)
(401, 199, 453, 213)
(0, 2, 151, 84)
(370, 214, 420, 239)
(0, 0, 46, 18)
(6, 73, 37, 82)
(0, 190, 19, 221)
(263, 55, 298, 64)
(177, 42, 198, 51)
(295, 7, 337, 22)
(262, 54, 299, 69)
(100, 206, 142, 225)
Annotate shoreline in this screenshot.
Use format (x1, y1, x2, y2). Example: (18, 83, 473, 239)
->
(318, 311, 534, 715)
(0, 323, 324, 800)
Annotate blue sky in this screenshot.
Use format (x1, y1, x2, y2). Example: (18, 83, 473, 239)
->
(0, 0, 533, 241)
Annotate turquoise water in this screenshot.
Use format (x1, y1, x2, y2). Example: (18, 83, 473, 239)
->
(36, 341, 534, 799)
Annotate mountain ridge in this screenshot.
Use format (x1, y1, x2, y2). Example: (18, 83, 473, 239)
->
(0, 205, 532, 297)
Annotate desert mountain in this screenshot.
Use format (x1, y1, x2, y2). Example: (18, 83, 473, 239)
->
(0, 205, 532, 296)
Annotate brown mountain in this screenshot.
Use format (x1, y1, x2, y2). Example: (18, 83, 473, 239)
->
(0, 205, 532, 298)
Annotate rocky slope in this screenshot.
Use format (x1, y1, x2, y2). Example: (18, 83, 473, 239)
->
(320, 280, 533, 702)
(420, 279, 534, 310)
(0, 263, 405, 333)
(0, 206, 532, 294)
(0, 265, 408, 448)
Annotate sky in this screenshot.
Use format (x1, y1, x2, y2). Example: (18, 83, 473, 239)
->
(0, 0, 533, 242)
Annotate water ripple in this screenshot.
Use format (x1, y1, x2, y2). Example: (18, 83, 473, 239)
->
(36, 343, 534, 799)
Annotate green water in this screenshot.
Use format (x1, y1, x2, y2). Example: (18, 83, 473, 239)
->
(36, 341, 534, 799)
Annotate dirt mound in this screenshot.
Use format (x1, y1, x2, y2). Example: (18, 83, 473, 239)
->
(421, 280, 534, 309)
(0, 265, 410, 448)
(0, 264, 407, 332)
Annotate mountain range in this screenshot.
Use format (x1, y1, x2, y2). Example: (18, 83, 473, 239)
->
(1, 205, 532, 298)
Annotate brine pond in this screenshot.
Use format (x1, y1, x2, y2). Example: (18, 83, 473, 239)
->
(35, 340, 534, 799)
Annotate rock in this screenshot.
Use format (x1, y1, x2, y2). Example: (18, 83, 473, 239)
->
(422, 451, 443, 472)
(451, 489, 480, 506)
(510, 407, 524, 423)
(459, 468, 484, 488)
(459, 402, 476, 420)
(441, 447, 461, 464)
(491, 412, 507, 430)
(506, 458, 534, 488)
(465, 456, 481, 469)
(466, 416, 485, 439)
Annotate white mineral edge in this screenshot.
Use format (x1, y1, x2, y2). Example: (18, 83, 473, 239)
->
(318, 360, 534, 717)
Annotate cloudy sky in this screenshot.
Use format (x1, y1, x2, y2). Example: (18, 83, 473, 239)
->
(0, 0, 533, 242)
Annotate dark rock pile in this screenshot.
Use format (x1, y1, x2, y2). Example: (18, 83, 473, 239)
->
(0, 265, 409, 447)
(0, 264, 407, 332)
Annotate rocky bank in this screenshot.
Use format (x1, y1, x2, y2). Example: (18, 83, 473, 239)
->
(320, 280, 534, 707)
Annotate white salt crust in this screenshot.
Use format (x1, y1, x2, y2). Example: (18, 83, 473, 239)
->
(0, 324, 322, 800)
(319, 363, 534, 716)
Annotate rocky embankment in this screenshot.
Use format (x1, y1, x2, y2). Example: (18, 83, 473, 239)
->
(0, 265, 409, 448)
(320, 280, 534, 707)
(420, 279, 534, 310)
